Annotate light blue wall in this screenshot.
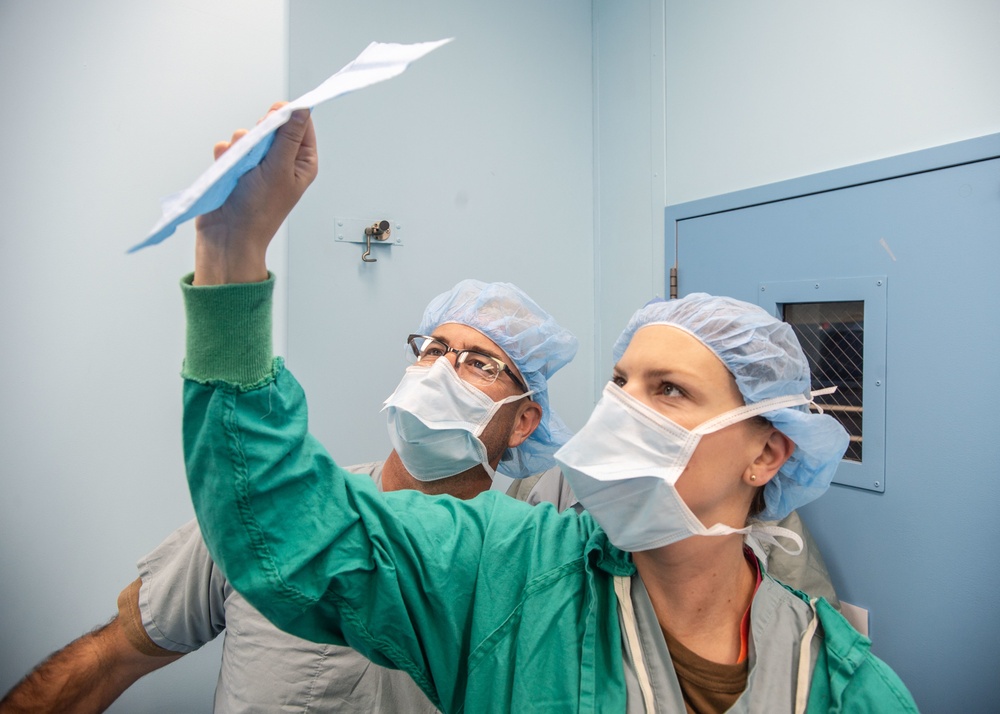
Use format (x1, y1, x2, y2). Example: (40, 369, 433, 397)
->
(592, 0, 667, 394)
(285, 0, 596, 466)
(0, 1, 287, 710)
(663, 0, 1000, 204)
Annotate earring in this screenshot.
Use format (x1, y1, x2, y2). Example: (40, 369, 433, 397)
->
(750, 473, 757, 482)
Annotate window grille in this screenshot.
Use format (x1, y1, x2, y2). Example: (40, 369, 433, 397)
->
(783, 301, 864, 462)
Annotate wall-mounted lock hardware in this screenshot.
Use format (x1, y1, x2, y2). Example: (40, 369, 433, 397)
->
(334, 217, 403, 263)
(362, 220, 391, 262)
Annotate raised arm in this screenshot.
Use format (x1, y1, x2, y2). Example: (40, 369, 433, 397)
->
(179, 105, 619, 712)
(0, 592, 182, 713)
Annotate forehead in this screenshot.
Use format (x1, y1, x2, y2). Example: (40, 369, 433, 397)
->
(618, 324, 732, 382)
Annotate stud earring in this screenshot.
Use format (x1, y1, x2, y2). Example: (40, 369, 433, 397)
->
(750, 473, 757, 482)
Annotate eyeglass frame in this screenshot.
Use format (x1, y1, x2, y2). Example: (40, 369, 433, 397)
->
(406, 334, 529, 394)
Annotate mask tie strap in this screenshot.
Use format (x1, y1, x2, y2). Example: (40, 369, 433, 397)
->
(694, 393, 810, 435)
(694, 385, 840, 436)
(496, 389, 536, 406)
(805, 386, 837, 414)
(748, 523, 804, 557)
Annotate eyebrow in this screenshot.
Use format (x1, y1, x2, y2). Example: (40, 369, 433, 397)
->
(615, 366, 703, 384)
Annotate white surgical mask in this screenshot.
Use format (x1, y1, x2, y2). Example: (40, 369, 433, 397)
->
(382, 358, 533, 481)
(556, 382, 822, 553)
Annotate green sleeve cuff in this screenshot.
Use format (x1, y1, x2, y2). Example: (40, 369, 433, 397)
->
(180, 272, 276, 389)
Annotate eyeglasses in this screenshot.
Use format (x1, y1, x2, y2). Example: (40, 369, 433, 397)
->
(406, 334, 528, 393)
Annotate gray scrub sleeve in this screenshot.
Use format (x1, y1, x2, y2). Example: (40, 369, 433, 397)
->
(137, 519, 228, 652)
(512, 465, 582, 513)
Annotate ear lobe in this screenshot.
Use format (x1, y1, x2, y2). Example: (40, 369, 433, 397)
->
(508, 401, 543, 448)
(749, 429, 795, 486)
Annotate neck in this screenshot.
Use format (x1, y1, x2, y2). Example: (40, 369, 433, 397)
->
(632, 534, 756, 664)
(381, 451, 493, 500)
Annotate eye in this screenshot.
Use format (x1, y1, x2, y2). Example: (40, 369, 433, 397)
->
(611, 375, 626, 387)
(417, 338, 449, 359)
(464, 353, 498, 374)
(659, 381, 684, 398)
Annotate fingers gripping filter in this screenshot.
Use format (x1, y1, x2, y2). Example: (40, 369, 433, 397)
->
(418, 279, 579, 479)
(612, 293, 850, 520)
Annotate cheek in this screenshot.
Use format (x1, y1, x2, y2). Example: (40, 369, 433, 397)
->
(481, 401, 518, 438)
(480, 380, 515, 402)
(676, 429, 756, 494)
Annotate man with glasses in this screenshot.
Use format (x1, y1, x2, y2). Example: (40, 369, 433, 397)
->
(1, 276, 578, 713)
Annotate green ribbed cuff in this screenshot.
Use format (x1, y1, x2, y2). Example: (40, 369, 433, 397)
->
(180, 272, 275, 389)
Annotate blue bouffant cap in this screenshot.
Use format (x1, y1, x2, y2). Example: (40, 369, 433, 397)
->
(419, 279, 579, 479)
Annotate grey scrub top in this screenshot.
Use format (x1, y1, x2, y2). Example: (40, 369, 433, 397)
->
(619, 572, 820, 713)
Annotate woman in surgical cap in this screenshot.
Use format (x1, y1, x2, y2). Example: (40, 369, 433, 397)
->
(554, 293, 917, 712)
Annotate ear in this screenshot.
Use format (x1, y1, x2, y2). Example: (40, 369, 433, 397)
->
(507, 400, 543, 449)
(744, 428, 795, 487)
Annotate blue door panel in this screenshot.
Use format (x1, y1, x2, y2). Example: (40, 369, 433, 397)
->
(673, 152, 1000, 712)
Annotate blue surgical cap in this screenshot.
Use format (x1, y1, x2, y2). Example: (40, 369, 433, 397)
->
(419, 279, 579, 479)
(612, 292, 850, 521)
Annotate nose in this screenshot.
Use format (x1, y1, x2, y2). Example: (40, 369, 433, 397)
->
(619, 380, 646, 403)
(618, 379, 638, 396)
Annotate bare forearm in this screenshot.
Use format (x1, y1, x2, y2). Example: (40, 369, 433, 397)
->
(0, 617, 181, 713)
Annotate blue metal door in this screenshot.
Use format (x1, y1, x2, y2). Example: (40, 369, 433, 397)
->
(667, 136, 1000, 712)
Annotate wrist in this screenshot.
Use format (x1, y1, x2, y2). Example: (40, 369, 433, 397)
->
(193, 238, 268, 286)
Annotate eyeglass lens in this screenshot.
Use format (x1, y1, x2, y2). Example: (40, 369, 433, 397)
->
(407, 336, 503, 385)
